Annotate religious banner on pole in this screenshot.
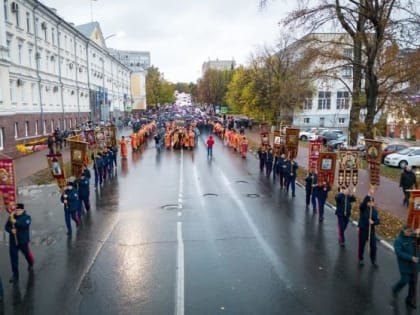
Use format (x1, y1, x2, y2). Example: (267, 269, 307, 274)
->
(109, 125, 117, 147)
(317, 152, 337, 184)
(69, 140, 89, 178)
(260, 123, 269, 150)
(337, 149, 360, 189)
(365, 139, 383, 186)
(0, 157, 17, 212)
(406, 190, 420, 228)
(273, 130, 286, 157)
(308, 139, 323, 172)
(47, 153, 66, 192)
(95, 130, 107, 150)
(285, 128, 300, 159)
(83, 130, 96, 149)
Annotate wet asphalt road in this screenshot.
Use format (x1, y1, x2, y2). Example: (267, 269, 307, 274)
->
(0, 131, 415, 315)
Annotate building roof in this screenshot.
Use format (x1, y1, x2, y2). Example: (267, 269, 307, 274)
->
(75, 22, 99, 37)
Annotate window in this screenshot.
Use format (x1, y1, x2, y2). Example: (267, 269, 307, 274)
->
(10, 80, 16, 102)
(50, 120, 54, 133)
(43, 24, 47, 41)
(35, 17, 39, 35)
(342, 66, 352, 78)
(14, 2, 20, 27)
(0, 128, 4, 150)
(45, 52, 49, 72)
(51, 28, 55, 45)
(64, 35, 67, 50)
(43, 120, 46, 134)
(18, 43, 22, 64)
(318, 91, 331, 110)
(34, 121, 38, 135)
(304, 98, 312, 110)
(303, 118, 310, 124)
(31, 83, 35, 104)
(336, 91, 350, 110)
(26, 11, 30, 32)
(4, 0, 8, 22)
(343, 48, 352, 59)
(6, 39, 11, 58)
(319, 117, 325, 127)
(14, 122, 19, 138)
(338, 118, 345, 124)
(25, 121, 29, 137)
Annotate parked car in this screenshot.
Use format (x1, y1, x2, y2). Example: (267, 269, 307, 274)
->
(326, 135, 347, 151)
(299, 128, 328, 141)
(384, 146, 420, 168)
(381, 143, 410, 163)
(319, 131, 344, 145)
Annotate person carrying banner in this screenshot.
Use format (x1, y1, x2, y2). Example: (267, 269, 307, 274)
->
(392, 225, 420, 309)
(5, 203, 35, 284)
(285, 157, 298, 197)
(316, 181, 331, 222)
(61, 181, 80, 235)
(335, 187, 356, 246)
(358, 193, 380, 267)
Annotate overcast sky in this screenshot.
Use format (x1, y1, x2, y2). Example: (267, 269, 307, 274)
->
(41, 0, 295, 83)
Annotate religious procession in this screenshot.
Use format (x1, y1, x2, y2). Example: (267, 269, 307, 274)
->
(212, 119, 249, 158)
(161, 120, 199, 151)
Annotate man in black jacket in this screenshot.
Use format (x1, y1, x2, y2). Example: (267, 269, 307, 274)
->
(400, 166, 416, 207)
(5, 203, 35, 283)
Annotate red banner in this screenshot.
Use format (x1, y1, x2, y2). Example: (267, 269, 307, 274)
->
(365, 139, 383, 186)
(308, 139, 322, 172)
(317, 152, 337, 185)
(0, 158, 17, 212)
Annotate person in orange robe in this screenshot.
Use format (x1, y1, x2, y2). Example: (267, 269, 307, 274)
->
(188, 130, 195, 149)
(240, 136, 248, 158)
(120, 136, 128, 159)
(130, 133, 138, 151)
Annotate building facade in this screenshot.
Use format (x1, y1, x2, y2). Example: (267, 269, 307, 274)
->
(108, 48, 150, 111)
(291, 33, 353, 131)
(0, 0, 131, 155)
(202, 59, 235, 75)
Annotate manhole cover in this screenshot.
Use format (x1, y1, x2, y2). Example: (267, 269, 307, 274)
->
(162, 204, 179, 210)
(246, 193, 260, 198)
(203, 193, 218, 197)
(236, 180, 249, 184)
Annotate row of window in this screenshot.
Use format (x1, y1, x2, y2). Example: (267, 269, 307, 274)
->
(13, 117, 86, 140)
(302, 117, 346, 125)
(303, 91, 350, 110)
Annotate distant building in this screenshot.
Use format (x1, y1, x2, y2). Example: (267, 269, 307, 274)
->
(202, 59, 235, 75)
(174, 91, 191, 107)
(108, 49, 150, 111)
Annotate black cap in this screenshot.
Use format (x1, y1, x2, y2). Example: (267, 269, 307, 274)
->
(66, 181, 74, 186)
(16, 203, 24, 210)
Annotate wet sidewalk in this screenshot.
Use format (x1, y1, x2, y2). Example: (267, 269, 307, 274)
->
(14, 147, 70, 186)
(243, 127, 407, 221)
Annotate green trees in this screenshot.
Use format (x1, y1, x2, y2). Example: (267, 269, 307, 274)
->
(196, 69, 234, 111)
(261, 0, 420, 144)
(146, 66, 175, 107)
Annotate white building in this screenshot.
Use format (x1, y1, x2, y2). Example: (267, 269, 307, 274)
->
(108, 48, 150, 111)
(202, 59, 235, 76)
(174, 91, 191, 107)
(291, 33, 353, 130)
(0, 0, 131, 155)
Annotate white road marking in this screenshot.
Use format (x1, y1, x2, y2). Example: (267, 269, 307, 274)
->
(192, 162, 205, 207)
(176, 222, 185, 315)
(218, 169, 293, 288)
(178, 149, 184, 209)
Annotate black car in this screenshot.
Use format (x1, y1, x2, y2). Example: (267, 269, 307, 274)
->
(319, 131, 343, 145)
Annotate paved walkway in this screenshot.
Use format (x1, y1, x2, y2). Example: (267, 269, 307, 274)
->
(243, 128, 408, 221)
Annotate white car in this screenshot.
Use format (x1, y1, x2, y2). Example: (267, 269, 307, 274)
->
(384, 146, 420, 168)
(299, 128, 328, 141)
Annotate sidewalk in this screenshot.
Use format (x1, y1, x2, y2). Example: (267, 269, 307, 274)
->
(244, 127, 407, 221)
(15, 147, 70, 186)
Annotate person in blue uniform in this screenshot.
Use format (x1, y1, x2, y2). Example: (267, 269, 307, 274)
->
(305, 171, 317, 210)
(277, 154, 287, 190)
(5, 203, 35, 283)
(257, 146, 267, 172)
(392, 225, 420, 309)
(335, 187, 356, 246)
(265, 148, 274, 178)
(93, 152, 104, 188)
(61, 181, 80, 235)
(358, 195, 380, 267)
(76, 170, 91, 216)
(316, 181, 331, 222)
(285, 158, 298, 197)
